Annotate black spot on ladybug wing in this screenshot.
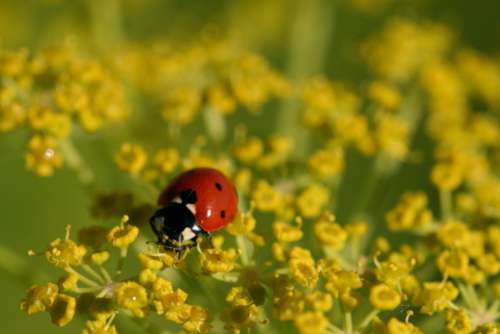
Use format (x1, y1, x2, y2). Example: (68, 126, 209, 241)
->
(215, 182, 223, 191)
(220, 210, 226, 218)
(180, 189, 197, 204)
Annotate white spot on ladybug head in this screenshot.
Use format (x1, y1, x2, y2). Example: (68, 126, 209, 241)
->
(186, 203, 196, 215)
(171, 196, 182, 204)
(180, 227, 196, 241)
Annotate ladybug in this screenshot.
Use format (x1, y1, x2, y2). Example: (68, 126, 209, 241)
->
(149, 168, 238, 252)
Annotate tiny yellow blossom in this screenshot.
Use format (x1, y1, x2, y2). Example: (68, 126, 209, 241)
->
(154, 148, 180, 174)
(314, 218, 347, 250)
(296, 183, 330, 218)
(414, 281, 459, 315)
(25, 135, 63, 177)
(368, 81, 402, 110)
(58, 272, 78, 291)
(82, 320, 118, 334)
(107, 216, 139, 249)
(370, 284, 401, 310)
(232, 137, 264, 164)
(273, 222, 303, 243)
(431, 163, 463, 191)
(305, 291, 333, 312)
(308, 147, 344, 179)
(90, 251, 110, 266)
(437, 250, 469, 278)
(137, 253, 164, 270)
(446, 308, 471, 334)
(45, 238, 87, 268)
(386, 318, 423, 334)
(200, 248, 239, 274)
(251, 180, 283, 212)
(294, 312, 328, 334)
(49, 294, 76, 327)
(20, 283, 59, 314)
(115, 143, 147, 174)
(115, 281, 148, 317)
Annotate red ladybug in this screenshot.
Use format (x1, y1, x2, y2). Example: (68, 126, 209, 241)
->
(150, 168, 238, 251)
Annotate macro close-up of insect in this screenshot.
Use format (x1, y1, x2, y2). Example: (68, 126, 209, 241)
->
(1, 1, 500, 333)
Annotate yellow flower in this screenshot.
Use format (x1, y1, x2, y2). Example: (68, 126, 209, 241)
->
(90, 251, 110, 266)
(294, 312, 328, 334)
(437, 250, 469, 278)
(137, 253, 164, 271)
(115, 281, 148, 317)
(227, 211, 256, 236)
(369, 284, 401, 310)
(115, 143, 147, 174)
(20, 283, 59, 314)
(314, 218, 347, 250)
(153, 148, 179, 174)
(386, 318, 423, 334)
(49, 294, 76, 327)
(268, 135, 294, 156)
(200, 248, 239, 274)
(289, 254, 319, 289)
(232, 137, 264, 164)
(446, 308, 471, 334)
(45, 238, 86, 268)
(476, 253, 500, 276)
(437, 220, 470, 249)
(414, 281, 458, 315)
(58, 272, 78, 291)
(368, 81, 402, 110)
(162, 86, 201, 125)
(208, 84, 236, 114)
(183, 305, 211, 333)
(296, 183, 330, 218)
(25, 135, 63, 177)
(308, 147, 344, 179)
(107, 215, 139, 249)
(431, 163, 463, 191)
(251, 180, 283, 212)
(305, 291, 333, 312)
(323, 269, 362, 298)
(385, 192, 433, 231)
(0, 101, 25, 132)
(374, 111, 409, 160)
(273, 222, 303, 243)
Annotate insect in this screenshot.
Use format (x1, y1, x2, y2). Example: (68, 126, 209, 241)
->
(149, 167, 238, 254)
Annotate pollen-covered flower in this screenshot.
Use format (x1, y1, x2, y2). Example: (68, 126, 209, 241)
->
(82, 320, 118, 334)
(232, 137, 264, 164)
(386, 318, 423, 334)
(107, 215, 139, 249)
(437, 249, 469, 278)
(289, 247, 319, 288)
(308, 147, 344, 179)
(314, 215, 347, 250)
(20, 283, 59, 314)
(368, 81, 402, 110)
(251, 180, 283, 212)
(273, 221, 303, 243)
(49, 294, 76, 326)
(115, 143, 147, 174)
(45, 238, 87, 268)
(25, 135, 63, 177)
(200, 248, 239, 274)
(296, 183, 330, 218)
(115, 281, 148, 317)
(294, 311, 328, 334)
(414, 281, 459, 315)
(386, 192, 433, 231)
(153, 148, 180, 174)
(446, 308, 471, 334)
(370, 283, 401, 310)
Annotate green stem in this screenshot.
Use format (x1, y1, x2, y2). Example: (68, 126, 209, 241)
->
(358, 309, 379, 329)
(82, 264, 105, 284)
(344, 311, 353, 334)
(65, 267, 102, 288)
(276, 0, 336, 157)
(440, 190, 452, 220)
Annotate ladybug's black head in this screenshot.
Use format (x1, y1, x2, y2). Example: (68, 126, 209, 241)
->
(150, 202, 202, 250)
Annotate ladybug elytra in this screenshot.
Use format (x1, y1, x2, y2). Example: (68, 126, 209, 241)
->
(150, 168, 238, 252)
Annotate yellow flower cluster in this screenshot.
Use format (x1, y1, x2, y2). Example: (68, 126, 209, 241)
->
(1, 44, 129, 177)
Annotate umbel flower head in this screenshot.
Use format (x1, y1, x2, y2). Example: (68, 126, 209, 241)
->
(13, 15, 500, 334)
